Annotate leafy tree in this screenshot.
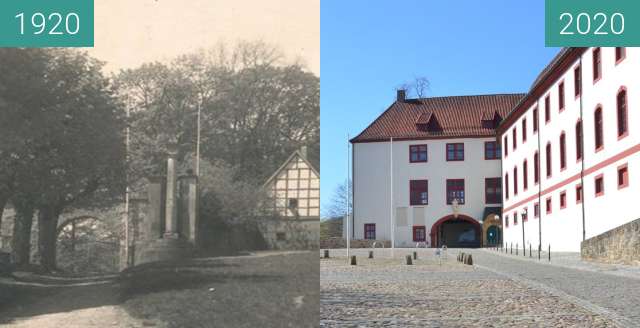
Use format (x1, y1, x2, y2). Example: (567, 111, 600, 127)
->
(0, 49, 126, 270)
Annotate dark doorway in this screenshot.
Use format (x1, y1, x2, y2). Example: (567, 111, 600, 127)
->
(485, 225, 501, 246)
(437, 220, 480, 248)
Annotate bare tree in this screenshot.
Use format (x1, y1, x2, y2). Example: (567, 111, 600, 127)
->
(396, 76, 431, 99)
(322, 179, 352, 219)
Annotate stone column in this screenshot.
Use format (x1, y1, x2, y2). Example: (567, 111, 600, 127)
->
(179, 174, 198, 246)
(147, 176, 165, 238)
(164, 148, 179, 239)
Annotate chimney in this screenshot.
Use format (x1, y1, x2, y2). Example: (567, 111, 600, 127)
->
(300, 146, 308, 159)
(396, 89, 406, 102)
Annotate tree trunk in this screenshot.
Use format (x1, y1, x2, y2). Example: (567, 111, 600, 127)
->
(0, 193, 9, 246)
(11, 199, 35, 266)
(37, 206, 61, 272)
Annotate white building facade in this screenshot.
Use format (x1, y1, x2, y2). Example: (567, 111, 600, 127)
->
(499, 47, 639, 252)
(351, 92, 523, 247)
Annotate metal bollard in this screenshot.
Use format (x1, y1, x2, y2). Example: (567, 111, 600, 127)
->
(351, 255, 357, 265)
(369, 250, 374, 258)
(548, 244, 551, 262)
(510, 243, 513, 254)
(529, 244, 532, 258)
(516, 243, 518, 256)
(406, 255, 413, 265)
(413, 251, 417, 260)
(538, 245, 541, 260)
(324, 250, 329, 258)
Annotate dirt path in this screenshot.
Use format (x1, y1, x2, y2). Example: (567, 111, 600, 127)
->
(0, 278, 164, 328)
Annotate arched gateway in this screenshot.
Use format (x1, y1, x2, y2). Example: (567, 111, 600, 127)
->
(430, 214, 481, 248)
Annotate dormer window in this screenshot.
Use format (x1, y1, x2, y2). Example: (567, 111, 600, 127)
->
(416, 112, 442, 132)
(481, 110, 502, 129)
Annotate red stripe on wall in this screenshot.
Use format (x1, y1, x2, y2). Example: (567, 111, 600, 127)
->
(503, 142, 640, 213)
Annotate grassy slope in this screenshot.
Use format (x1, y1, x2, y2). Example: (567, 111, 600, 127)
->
(320, 218, 342, 240)
(119, 252, 319, 328)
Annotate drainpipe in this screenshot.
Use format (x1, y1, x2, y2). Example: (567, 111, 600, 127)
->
(579, 55, 586, 241)
(537, 100, 542, 254)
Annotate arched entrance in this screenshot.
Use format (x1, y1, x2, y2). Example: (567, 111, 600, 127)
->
(481, 214, 502, 247)
(430, 214, 481, 248)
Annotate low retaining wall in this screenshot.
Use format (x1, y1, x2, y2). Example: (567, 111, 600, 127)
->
(581, 218, 640, 265)
(320, 237, 390, 249)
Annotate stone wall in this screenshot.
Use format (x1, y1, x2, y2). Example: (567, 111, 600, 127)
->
(320, 237, 391, 249)
(581, 218, 640, 265)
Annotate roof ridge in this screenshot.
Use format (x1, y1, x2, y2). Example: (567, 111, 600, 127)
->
(408, 93, 526, 101)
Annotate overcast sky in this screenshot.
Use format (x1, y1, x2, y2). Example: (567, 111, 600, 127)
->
(87, 0, 319, 75)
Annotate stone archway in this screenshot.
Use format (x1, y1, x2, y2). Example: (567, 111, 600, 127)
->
(481, 214, 502, 247)
(430, 214, 481, 248)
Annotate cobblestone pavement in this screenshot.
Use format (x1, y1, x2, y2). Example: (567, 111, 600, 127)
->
(320, 249, 628, 327)
(469, 249, 640, 327)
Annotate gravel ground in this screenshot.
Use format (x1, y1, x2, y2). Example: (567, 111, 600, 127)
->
(320, 248, 627, 327)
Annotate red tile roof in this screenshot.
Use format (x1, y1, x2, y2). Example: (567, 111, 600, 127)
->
(351, 94, 525, 143)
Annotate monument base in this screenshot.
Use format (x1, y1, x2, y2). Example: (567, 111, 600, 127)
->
(134, 237, 194, 266)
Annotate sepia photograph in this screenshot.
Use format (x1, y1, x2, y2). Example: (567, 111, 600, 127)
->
(1, 1, 319, 327)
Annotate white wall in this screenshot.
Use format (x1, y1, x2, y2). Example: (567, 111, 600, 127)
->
(501, 47, 640, 252)
(353, 137, 502, 246)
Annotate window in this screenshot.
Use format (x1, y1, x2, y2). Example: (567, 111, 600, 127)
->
(546, 143, 552, 178)
(485, 178, 502, 204)
(513, 211, 518, 225)
(594, 106, 604, 151)
(576, 184, 583, 203)
(484, 141, 501, 160)
(617, 88, 628, 138)
(413, 226, 426, 242)
(446, 143, 464, 161)
(615, 47, 626, 63)
(410, 180, 428, 205)
(512, 128, 517, 150)
(534, 152, 540, 184)
(503, 136, 508, 157)
(618, 164, 629, 189)
(546, 197, 552, 214)
(593, 48, 602, 82)
(576, 120, 583, 161)
(522, 119, 527, 142)
(409, 144, 428, 162)
(513, 167, 518, 196)
(594, 174, 604, 197)
(364, 224, 376, 240)
(533, 107, 539, 133)
(534, 202, 540, 218)
(574, 65, 581, 97)
(558, 82, 565, 111)
(545, 96, 551, 123)
(288, 198, 298, 209)
(523, 160, 528, 190)
(560, 132, 566, 170)
(446, 179, 465, 204)
(504, 173, 509, 200)
(560, 191, 567, 209)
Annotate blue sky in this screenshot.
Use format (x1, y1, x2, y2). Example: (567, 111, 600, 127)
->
(320, 0, 561, 216)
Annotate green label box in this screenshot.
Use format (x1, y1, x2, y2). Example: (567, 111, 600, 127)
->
(546, 0, 640, 47)
(0, 0, 94, 47)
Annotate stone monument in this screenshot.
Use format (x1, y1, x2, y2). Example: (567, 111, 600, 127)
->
(123, 147, 199, 269)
